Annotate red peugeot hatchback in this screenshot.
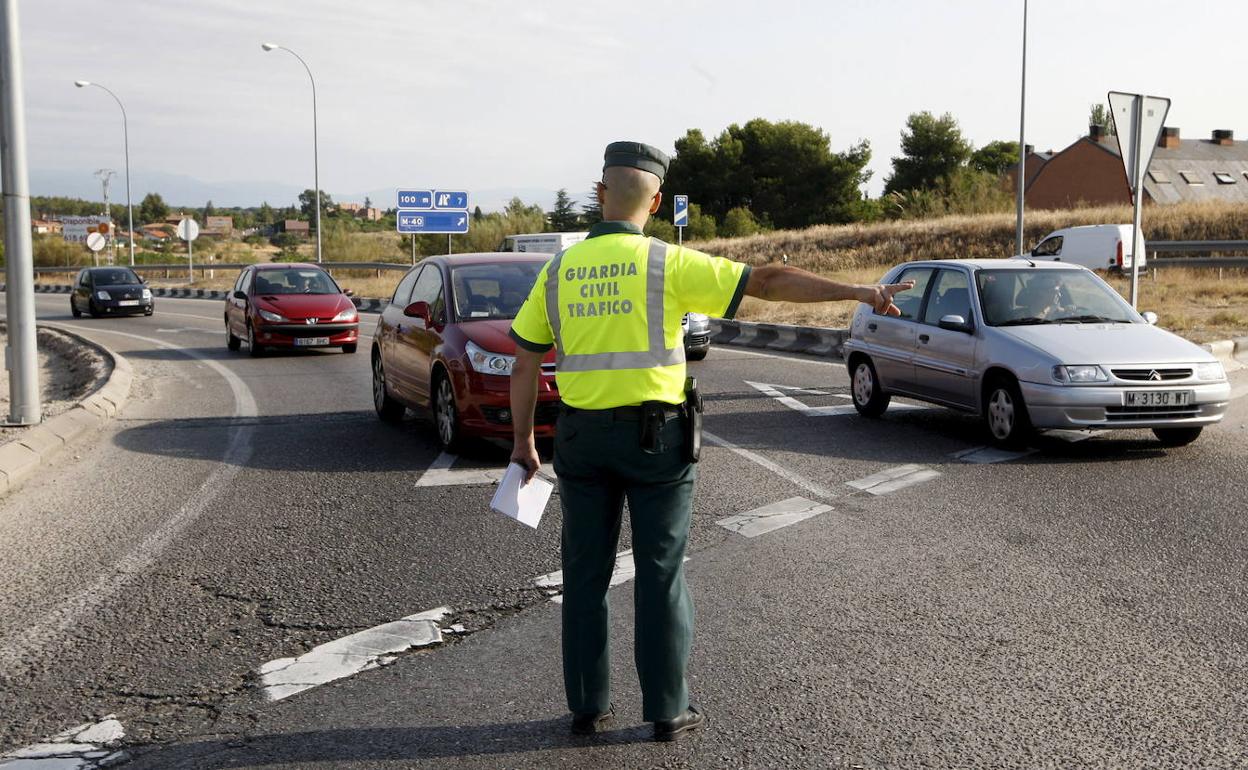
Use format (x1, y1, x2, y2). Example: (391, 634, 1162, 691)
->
(225, 263, 360, 356)
(370, 253, 559, 451)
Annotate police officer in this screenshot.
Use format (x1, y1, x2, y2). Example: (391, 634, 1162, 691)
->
(508, 141, 912, 741)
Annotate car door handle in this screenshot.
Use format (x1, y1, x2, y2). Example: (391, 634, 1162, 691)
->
(867, 323, 878, 332)
(919, 334, 930, 343)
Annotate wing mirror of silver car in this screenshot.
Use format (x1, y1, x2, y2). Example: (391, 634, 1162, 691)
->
(938, 314, 975, 334)
(1142, 311, 1159, 325)
(233, 290, 247, 300)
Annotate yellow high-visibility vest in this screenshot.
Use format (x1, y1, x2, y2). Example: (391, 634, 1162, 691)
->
(510, 223, 748, 410)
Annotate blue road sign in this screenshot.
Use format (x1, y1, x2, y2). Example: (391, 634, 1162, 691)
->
(397, 189, 433, 209)
(673, 195, 689, 227)
(432, 190, 469, 210)
(396, 210, 470, 234)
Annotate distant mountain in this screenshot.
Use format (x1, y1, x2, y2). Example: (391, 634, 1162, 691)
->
(31, 169, 589, 214)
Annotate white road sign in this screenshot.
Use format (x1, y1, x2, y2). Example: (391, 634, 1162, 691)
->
(176, 217, 200, 241)
(86, 232, 107, 252)
(1108, 91, 1170, 194)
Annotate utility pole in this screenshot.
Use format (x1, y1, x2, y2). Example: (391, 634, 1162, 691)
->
(1014, 0, 1028, 257)
(2, 0, 42, 425)
(95, 168, 116, 266)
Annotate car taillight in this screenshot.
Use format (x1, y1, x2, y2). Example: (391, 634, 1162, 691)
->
(1116, 240, 1123, 267)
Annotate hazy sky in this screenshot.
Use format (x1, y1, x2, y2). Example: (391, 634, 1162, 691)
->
(18, 0, 1248, 209)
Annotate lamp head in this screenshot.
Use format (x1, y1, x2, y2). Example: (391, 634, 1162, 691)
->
(74, 80, 90, 87)
(260, 43, 279, 51)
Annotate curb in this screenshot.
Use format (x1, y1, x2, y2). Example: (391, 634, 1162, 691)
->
(710, 318, 848, 359)
(0, 325, 132, 497)
(8, 283, 389, 314)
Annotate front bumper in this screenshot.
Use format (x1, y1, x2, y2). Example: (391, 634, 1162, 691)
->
(94, 297, 153, 314)
(455, 367, 559, 438)
(684, 331, 711, 353)
(254, 322, 359, 348)
(1019, 379, 1231, 429)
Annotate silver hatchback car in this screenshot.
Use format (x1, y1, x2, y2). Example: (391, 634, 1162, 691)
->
(843, 259, 1231, 447)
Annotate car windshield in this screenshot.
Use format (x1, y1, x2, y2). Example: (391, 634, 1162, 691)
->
(93, 268, 142, 286)
(253, 269, 339, 295)
(451, 262, 543, 321)
(977, 269, 1136, 326)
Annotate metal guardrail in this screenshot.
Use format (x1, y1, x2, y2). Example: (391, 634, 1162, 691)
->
(32, 261, 413, 274)
(1148, 240, 1248, 253)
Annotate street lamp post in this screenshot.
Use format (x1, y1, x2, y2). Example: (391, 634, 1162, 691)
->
(1014, 0, 1028, 257)
(262, 43, 321, 263)
(74, 80, 135, 266)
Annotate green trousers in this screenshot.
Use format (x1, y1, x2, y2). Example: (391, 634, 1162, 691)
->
(552, 407, 695, 722)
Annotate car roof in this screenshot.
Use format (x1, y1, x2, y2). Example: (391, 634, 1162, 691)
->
(84, 266, 137, 272)
(253, 262, 324, 271)
(895, 258, 1090, 271)
(421, 252, 550, 268)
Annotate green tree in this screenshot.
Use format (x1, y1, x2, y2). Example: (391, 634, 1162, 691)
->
(298, 189, 334, 219)
(720, 206, 763, 237)
(884, 112, 972, 195)
(472, 205, 485, 222)
(202, 200, 216, 221)
(1090, 103, 1115, 136)
(579, 185, 603, 227)
(364, 195, 372, 209)
(547, 188, 580, 232)
(969, 140, 1020, 176)
(137, 192, 168, 224)
(664, 119, 873, 229)
(256, 201, 275, 226)
(685, 203, 717, 240)
(643, 217, 676, 242)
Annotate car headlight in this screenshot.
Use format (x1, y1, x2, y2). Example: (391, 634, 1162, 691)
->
(257, 308, 286, 323)
(466, 340, 515, 376)
(96, 290, 111, 300)
(141, 288, 152, 299)
(1052, 365, 1109, 383)
(1197, 362, 1226, 381)
(331, 307, 358, 322)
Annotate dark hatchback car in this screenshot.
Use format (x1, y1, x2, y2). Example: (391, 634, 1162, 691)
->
(371, 253, 559, 452)
(224, 263, 360, 356)
(70, 266, 154, 317)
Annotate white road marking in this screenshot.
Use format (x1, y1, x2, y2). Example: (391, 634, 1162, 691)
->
(0, 328, 257, 675)
(846, 464, 942, 495)
(716, 496, 833, 538)
(952, 446, 1036, 464)
(415, 452, 554, 487)
(0, 716, 127, 768)
(1043, 429, 1109, 443)
(258, 606, 451, 702)
(702, 430, 839, 500)
(533, 550, 687, 604)
(745, 380, 924, 417)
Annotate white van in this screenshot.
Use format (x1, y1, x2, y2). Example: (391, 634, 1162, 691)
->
(500, 232, 588, 254)
(1022, 224, 1146, 271)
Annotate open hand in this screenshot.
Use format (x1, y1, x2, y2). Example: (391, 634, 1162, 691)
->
(865, 281, 915, 316)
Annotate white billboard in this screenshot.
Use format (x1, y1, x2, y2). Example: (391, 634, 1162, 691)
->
(61, 215, 111, 244)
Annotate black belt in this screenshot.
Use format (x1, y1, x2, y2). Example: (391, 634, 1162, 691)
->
(561, 402, 683, 421)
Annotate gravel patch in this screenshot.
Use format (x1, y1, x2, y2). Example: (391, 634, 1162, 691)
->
(0, 324, 109, 442)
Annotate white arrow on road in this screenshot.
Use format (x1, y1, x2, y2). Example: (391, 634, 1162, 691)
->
(745, 380, 923, 417)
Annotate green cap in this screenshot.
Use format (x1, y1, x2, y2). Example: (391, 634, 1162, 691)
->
(603, 141, 670, 182)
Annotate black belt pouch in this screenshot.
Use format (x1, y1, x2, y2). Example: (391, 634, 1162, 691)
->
(683, 376, 703, 463)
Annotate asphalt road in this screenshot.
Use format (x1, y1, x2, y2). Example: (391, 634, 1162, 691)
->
(2, 291, 1247, 768)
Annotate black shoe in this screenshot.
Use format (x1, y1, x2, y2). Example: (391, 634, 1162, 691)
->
(653, 705, 705, 742)
(570, 705, 614, 735)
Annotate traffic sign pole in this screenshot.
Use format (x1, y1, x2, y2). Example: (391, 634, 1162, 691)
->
(1109, 91, 1170, 310)
(1, 0, 41, 425)
(1129, 97, 1144, 309)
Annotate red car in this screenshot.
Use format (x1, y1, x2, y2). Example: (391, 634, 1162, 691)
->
(225, 263, 360, 355)
(370, 253, 559, 451)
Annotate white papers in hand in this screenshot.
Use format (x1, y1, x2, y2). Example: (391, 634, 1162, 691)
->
(490, 463, 553, 529)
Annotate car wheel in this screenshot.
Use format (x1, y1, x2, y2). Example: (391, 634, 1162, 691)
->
(226, 321, 241, 351)
(342, 343, 358, 354)
(984, 376, 1032, 448)
(372, 351, 406, 423)
(247, 324, 264, 357)
(1153, 426, 1202, 447)
(144, 307, 154, 316)
(70, 300, 82, 318)
(433, 372, 464, 453)
(88, 300, 101, 319)
(851, 357, 890, 417)
(686, 347, 708, 362)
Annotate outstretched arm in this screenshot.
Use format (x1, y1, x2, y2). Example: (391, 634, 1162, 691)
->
(744, 264, 914, 316)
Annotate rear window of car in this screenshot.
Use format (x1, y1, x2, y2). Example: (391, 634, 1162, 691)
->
(451, 262, 543, 321)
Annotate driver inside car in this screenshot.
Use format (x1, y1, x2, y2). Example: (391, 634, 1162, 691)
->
(1017, 274, 1073, 320)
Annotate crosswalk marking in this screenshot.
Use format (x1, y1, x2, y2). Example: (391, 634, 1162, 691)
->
(258, 606, 451, 701)
(952, 446, 1035, 464)
(846, 464, 941, 495)
(744, 380, 925, 418)
(415, 452, 555, 488)
(716, 496, 832, 538)
(0, 716, 127, 768)
(533, 550, 688, 604)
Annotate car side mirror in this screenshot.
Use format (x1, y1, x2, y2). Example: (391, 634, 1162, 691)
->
(404, 300, 431, 322)
(1141, 311, 1158, 325)
(343, 288, 354, 297)
(233, 290, 247, 300)
(938, 314, 975, 334)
